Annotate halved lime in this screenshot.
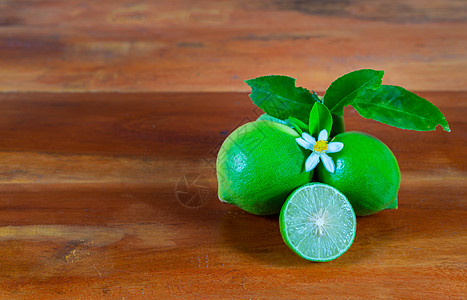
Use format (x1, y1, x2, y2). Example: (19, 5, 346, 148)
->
(279, 183, 357, 262)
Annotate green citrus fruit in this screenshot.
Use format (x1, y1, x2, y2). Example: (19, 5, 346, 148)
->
(216, 120, 313, 215)
(279, 183, 357, 262)
(315, 131, 401, 216)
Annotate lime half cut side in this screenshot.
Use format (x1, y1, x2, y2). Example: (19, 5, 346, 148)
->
(279, 183, 357, 262)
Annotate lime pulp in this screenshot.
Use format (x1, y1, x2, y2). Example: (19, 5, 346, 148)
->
(279, 183, 357, 262)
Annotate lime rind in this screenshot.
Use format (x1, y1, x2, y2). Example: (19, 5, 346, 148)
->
(279, 183, 357, 262)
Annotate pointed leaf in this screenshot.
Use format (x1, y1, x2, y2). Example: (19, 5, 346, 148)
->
(352, 85, 450, 132)
(323, 69, 384, 116)
(256, 113, 291, 126)
(311, 90, 321, 103)
(308, 102, 333, 137)
(288, 116, 308, 135)
(245, 75, 317, 124)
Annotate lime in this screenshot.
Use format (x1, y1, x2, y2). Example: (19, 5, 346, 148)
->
(315, 131, 401, 216)
(217, 120, 313, 215)
(279, 183, 357, 262)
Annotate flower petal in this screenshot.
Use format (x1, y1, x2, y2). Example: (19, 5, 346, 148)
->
(305, 153, 320, 172)
(295, 137, 313, 150)
(327, 142, 344, 153)
(318, 129, 328, 141)
(320, 153, 335, 173)
(302, 132, 317, 145)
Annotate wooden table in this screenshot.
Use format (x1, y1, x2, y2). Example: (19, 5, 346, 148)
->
(1, 0, 466, 93)
(0, 91, 464, 298)
(1, 0, 466, 298)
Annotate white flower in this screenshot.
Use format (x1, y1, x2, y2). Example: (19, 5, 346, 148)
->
(295, 129, 344, 173)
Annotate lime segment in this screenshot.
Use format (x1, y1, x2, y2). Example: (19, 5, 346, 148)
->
(279, 183, 357, 262)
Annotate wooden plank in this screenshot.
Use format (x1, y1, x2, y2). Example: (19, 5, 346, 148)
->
(0, 92, 465, 298)
(0, 0, 466, 92)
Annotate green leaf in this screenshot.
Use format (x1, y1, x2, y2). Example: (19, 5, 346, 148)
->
(288, 116, 309, 136)
(308, 102, 333, 137)
(323, 69, 384, 116)
(352, 85, 451, 132)
(256, 113, 291, 126)
(311, 90, 321, 103)
(245, 75, 317, 124)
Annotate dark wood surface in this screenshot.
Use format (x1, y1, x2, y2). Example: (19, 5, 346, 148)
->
(0, 92, 465, 298)
(1, 0, 466, 298)
(0, 0, 466, 92)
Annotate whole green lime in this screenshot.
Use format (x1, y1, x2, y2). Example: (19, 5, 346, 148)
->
(217, 120, 313, 215)
(315, 131, 400, 216)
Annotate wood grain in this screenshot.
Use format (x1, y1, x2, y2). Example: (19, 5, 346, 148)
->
(0, 92, 465, 298)
(0, 0, 466, 92)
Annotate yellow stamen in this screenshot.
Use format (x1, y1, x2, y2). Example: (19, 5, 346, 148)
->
(313, 140, 328, 154)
